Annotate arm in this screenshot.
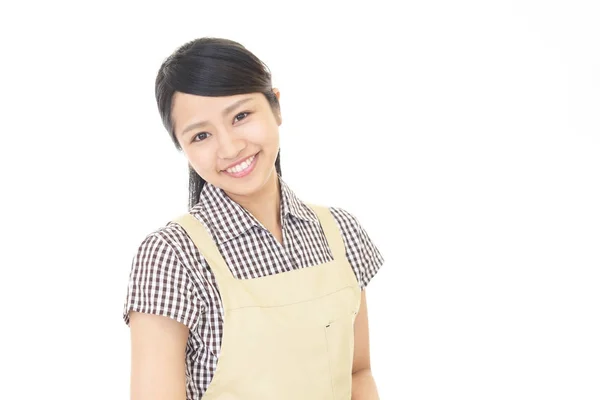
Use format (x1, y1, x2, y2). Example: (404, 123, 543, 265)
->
(129, 312, 189, 400)
(124, 233, 203, 400)
(352, 289, 380, 400)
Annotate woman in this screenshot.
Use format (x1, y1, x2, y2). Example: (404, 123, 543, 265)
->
(123, 37, 384, 400)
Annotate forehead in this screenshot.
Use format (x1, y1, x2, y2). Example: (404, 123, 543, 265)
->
(171, 92, 268, 136)
(171, 92, 265, 136)
(173, 92, 262, 117)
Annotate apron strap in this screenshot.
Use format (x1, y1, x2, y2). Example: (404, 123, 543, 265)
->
(172, 213, 236, 285)
(307, 204, 347, 262)
(173, 204, 347, 283)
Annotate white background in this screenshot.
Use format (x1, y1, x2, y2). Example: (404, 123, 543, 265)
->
(1, 0, 599, 399)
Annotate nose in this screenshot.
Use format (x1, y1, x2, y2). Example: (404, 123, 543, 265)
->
(216, 128, 245, 161)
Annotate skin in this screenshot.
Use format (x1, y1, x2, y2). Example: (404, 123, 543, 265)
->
(172, 90, 283, 242)
(129, 89, 379, 399)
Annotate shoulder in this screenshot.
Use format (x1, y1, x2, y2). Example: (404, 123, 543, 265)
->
(306, 204, 364, 239)
(327, 206, 363, 234)
(129, 212, 210, 279)
(302, 202, 359, 228)
(137, 209, 213, 254)
(124, 214, 207, 329)
(305, 203, 368, 250)
(324, 206, 372, 253)
(134, 219, 196, 260)
(318, 205, 385, 289)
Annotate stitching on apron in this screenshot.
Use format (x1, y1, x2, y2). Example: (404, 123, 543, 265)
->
(224, 285, 358, 311)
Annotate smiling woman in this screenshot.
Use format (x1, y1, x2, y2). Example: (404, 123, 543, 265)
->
(172, 91, 281, 206)
(122, 37, 384, 400)
(154, 38, 283, 211)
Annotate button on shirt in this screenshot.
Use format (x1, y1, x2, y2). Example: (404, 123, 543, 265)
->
(123, 176, 384, 398)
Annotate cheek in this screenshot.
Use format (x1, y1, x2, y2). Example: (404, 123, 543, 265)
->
(185, 144, 218, 174)
(243, 120, 279, 147)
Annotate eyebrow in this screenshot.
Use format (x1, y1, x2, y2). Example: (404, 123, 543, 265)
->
(179, 97, 254, 137)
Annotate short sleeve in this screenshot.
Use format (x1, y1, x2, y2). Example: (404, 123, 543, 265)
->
(122, 233, 202, 330)
(330, 207, 385, 290)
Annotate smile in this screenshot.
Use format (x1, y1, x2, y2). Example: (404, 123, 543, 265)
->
(223, 153, 258, 178)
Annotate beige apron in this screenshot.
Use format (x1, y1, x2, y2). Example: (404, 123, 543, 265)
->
(173, 205, 361, 400)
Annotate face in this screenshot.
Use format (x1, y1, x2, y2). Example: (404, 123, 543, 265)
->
(172, 90, 281, 200)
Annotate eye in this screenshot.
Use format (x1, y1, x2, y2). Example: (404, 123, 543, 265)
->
(233, 111, 250, 123)
(192, 132, 210, 142)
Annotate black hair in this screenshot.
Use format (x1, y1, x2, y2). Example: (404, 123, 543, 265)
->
(155, 37, 281, 210)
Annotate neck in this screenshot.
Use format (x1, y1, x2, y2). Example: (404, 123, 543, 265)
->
(226, 171, 281, 231)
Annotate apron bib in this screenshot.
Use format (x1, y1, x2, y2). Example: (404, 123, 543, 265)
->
(173, 205, 361, 399)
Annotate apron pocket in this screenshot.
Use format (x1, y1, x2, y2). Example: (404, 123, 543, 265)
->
(324, 313, 355, 399)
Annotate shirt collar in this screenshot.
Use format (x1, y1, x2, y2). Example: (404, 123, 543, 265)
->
(191, 181, 257, 245)
(190, 175, 319, 245)
(279, 178, 320, 225)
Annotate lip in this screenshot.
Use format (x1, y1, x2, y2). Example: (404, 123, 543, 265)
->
(222, 154, 257, 171)
(222, 152, 259, 178)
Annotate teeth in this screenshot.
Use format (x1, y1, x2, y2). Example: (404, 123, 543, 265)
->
(227, 155, 255, 174)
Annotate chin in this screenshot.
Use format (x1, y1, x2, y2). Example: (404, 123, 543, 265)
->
(220, 163, 277, 198)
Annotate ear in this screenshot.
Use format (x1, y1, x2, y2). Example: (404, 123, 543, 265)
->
(272, 88, 282, 125)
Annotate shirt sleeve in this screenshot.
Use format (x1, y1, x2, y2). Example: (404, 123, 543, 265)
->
(122, 233, 203, 330)
(330, 207, 385, 290)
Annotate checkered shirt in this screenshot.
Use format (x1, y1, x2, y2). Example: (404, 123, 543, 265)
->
(122, 176, 384, 399)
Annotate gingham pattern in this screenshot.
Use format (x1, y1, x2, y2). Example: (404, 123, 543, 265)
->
(123, 176, 384, 399)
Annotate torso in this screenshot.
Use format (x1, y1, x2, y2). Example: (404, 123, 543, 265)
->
(123, 177, 384, 398)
